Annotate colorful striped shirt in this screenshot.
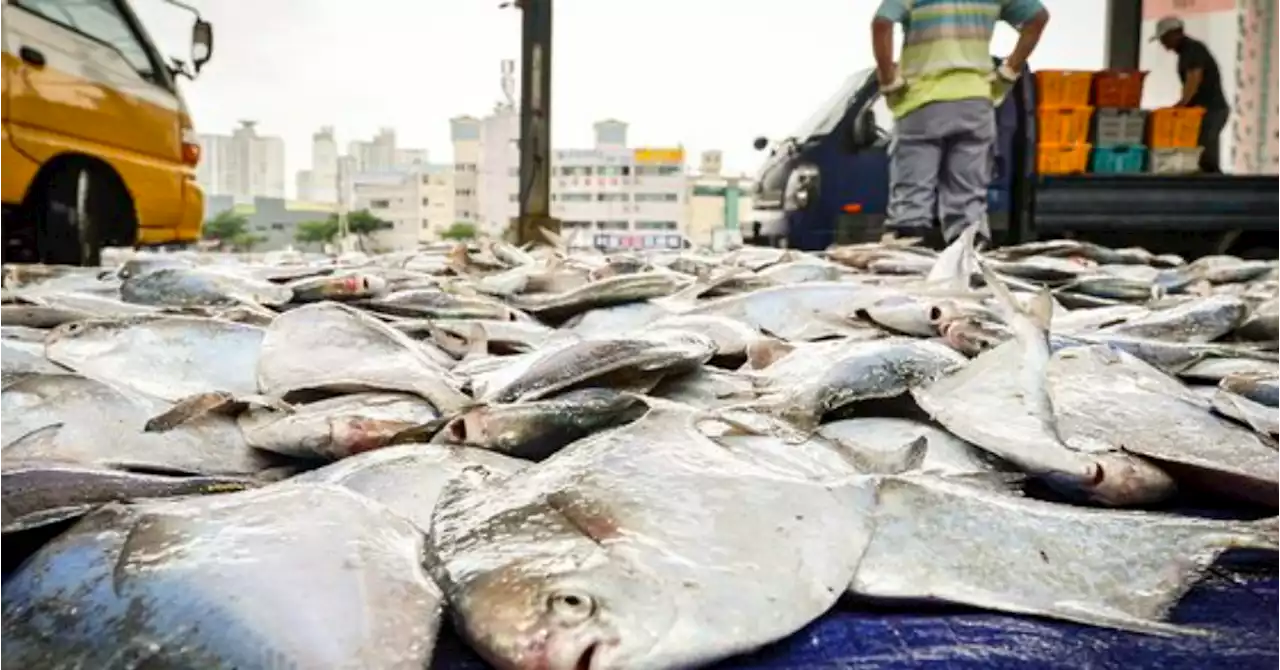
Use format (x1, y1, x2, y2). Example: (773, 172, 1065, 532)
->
(875, 0, 1045, 118)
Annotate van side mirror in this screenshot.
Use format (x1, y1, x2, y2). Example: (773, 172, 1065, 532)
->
(752, 136, 768, 151)
(192, 19, 213, 72)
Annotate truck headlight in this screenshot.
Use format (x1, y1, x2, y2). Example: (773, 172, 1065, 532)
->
(784, 164, 819, 211)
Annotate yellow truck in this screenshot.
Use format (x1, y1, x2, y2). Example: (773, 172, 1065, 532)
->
(1, 0, 213, 266)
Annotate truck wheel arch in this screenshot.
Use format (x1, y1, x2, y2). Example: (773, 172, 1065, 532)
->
(22, 154, 137, 265)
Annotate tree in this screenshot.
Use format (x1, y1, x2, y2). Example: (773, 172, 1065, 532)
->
(345, 209, 393, 238)
(295, 218, 340, 246)
(229, 232, 265, 252)
(441, 221, 477, 241)
(202, 210, 248, 249)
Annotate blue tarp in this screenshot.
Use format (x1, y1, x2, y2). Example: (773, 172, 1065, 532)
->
(431, 576, 1279, 669)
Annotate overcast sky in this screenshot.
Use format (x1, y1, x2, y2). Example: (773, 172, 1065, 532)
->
(135, 0, 1107, 192)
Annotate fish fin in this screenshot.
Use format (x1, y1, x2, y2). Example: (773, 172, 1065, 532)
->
(143, 391, 242, 433)
(938, 471, 1030, 495)
(1052, 603, 1210, 637)
(385, 417, 453, 446)
(538, 225, 566, 250)
(462, 323, 490, 362)
(834, 435, 930, 475)
(979, 259, 1054, 332)
(1228, 516, 1279, 550)
(1027, 289, 1055, 331)
(4, 422, 64, 448)
(744, 337, 795, 370)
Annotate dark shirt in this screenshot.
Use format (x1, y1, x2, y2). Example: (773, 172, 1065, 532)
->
(1175, 36, 1229, 111)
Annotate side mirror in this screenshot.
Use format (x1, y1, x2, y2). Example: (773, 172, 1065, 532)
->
(853, 110, 878, 149)
(191, 19, 213, 72)
(752, 136, 768, 151)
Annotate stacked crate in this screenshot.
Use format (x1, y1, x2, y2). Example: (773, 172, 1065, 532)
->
(1089, 70, 1149, 174)
(1033, 71, 1094, 175)
(1147, 107, 1206, 174)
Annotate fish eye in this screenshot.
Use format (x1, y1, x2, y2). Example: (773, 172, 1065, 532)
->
(546, 590, 596, 625)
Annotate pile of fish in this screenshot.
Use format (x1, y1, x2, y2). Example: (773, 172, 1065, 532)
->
(2, 229, 1277, 669)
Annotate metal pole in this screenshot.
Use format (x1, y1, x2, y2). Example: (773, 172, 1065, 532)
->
(515, 0, 558, 246)
(336, 159, 350, 252)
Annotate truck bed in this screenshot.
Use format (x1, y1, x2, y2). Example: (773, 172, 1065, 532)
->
(1032, 174, 1279, 234)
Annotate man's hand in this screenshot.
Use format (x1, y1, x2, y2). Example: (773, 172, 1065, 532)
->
(987, 62, 1020, 84)
(879, 65, 906, 94)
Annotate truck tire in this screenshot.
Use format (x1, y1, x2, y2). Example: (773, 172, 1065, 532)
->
(35, 164, 102, 267)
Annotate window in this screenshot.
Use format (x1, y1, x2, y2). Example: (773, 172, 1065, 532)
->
(370, 199, 391, 209)
(560, 193, 592, 203)
(422, 198, 430, 206)
(634, 193, 678, 203)
(509, 194, 519, 202)
(270, 222, 285, 231)
(596, 193, 628, 202)
(635, 220, 677, 231)
(508, 167, 519, 176)
(17, 0, 158, 81)
(596, 220, 628, 231)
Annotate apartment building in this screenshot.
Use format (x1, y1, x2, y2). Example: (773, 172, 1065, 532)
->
(352, 164, 456, 251)
(196, 120, 286, 203)
(687, 150, 754, 250)
(451, 115, 483, 227)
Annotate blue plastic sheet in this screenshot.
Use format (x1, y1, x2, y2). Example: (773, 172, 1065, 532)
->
(431, 576, 1279, 669)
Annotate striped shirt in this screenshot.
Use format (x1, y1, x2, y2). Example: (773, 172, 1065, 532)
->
(876, 0, 1044, 118)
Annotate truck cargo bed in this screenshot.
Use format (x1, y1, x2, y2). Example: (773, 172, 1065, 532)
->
(1032, 174, 1279, 234)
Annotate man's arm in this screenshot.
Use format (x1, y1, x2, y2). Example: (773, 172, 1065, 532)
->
(999, 0, 1050, 73)
(1176, 44, 1211, 106)
(1177, 68, 1204, 106)
(872, 0, 908, 86)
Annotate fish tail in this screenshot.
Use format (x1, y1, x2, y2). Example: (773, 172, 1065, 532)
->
(1230, 516, 1279, 550)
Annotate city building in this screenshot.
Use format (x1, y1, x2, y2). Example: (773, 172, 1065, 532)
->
(347, 127, 399, 173)
(454, 62, 690, 248)
(451, 115, 483, 227)
(203, 194, 335, 252)
(196, 120, 286, 203)
(686, 151, 753, 250)
(351, 163, 456, 251)
(296, 126, 341, 203)
(1140, 0, 1279, 174)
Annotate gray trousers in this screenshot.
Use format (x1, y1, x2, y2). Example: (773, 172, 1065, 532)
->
(887, 98, 995, 245)
(1197, 107, 1229, 173)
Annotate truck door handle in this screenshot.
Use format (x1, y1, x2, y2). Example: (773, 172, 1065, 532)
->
(19, 46, 45, 67)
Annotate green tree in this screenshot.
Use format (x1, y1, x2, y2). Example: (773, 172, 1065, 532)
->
(229, 232, 265, 252)
(295, 218, 340, 246)
(202, 210, 248, 248)
(345, 209, 393, 237)
(441, 221, 477, 241)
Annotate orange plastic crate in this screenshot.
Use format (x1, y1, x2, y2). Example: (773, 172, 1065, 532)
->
(1148, 107, 1205, 148)
(1037, 143, 1092, 175)
(1037, 107, 1094, 145)
(1093, 69, 1148, 109)
(1035, 70, 1094, 107)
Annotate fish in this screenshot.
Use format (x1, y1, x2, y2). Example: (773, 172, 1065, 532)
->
(643, 313, 767, 364)
(911, 262, 1176, 506)
(239, 392, 441, 460)
(1, 483, 444, 668)
(44, 315, 264, 402)
(435, 388, 647, 461)
(427, 399, 874, 670)
(816, 416, 1011, 476)
(847, 474, 1278, 634)
(362, 287, 517, 320)
(120, 267, 294, 307)
(0, 304, 94, 328)
(508, 272, 687, 323)
(287, 271, 389, 302)
(1, 458, 256, 533)
(1236, 297, 1279, 341)
(291, 443, 529, 532)
(257, 302, 471, 412)
(2, 373, 272, 476)
(683, 282, 895, 341)
(1096, 295, 1248, 342)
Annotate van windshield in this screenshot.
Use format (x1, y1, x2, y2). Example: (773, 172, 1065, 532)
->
(786, 68, 873, 142)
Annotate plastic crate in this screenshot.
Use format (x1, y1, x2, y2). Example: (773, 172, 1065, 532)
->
(1037, 107, 1094, 145)
(1094, 108, 1149, 147)
(1093, 69, 1147, 109)
(1149, 107, 1206, 148)
(1037, 143, 1092, 175)
(1090, 145, 1147, 174)
(1148, 147, 1204, 174)
(1035, 70, 1094, 107)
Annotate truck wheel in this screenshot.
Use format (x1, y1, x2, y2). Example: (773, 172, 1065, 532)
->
(36, 165, 102, 267)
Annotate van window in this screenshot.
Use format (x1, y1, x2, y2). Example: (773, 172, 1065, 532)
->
(15, 0, 156, 79)
(870, 94, 894, 133)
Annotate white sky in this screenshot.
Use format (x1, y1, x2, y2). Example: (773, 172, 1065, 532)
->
(135, 0, 1107, 193)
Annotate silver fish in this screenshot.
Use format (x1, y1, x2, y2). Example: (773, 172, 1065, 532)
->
(120, 267, 294, 307)
(239, 392, 440, 460)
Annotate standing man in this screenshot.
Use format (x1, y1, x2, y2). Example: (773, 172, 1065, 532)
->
(1153, 16, 1231, 173)
(873, 0, 1050, 247)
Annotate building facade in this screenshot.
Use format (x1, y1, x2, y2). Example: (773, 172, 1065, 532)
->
(451, 115, 483, 227)
(196, 120, 286, 203)
(203, 195, 335, 253)
(352, 164, 456, 251)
